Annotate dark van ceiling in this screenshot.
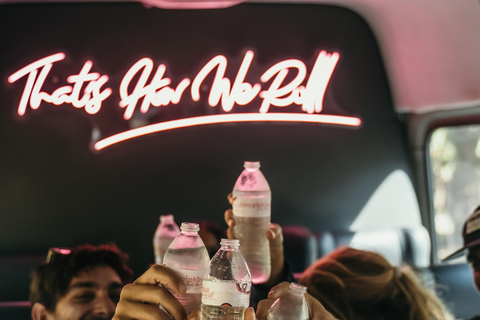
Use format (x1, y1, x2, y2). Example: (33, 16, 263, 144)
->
(0, 2, 410, 278)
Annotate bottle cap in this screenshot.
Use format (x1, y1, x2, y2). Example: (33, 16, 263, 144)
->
(180, 222, 200, 232)
(244, 161, 260, 169)
(289, 282, 307, 294)
(160, 214, 174, 222)
(220, 238, 240, 247)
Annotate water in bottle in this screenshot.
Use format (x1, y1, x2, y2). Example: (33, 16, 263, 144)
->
(232, 161, 271, 284)
(153, 214, 181, 265)
(201, 239, 251, 320)
(267, 283, 309, 320)
(163, 222, 210, 315)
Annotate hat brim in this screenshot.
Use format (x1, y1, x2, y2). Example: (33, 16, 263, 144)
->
(442, 238, 480, 262)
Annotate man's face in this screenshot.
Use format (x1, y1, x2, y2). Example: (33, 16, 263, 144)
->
(467, 246, 480, 291)
(48, 265, 123, 320)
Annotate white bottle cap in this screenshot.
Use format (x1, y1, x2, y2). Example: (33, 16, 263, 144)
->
(160, 214, 174, 222)
(289, 282, 307, 294)
(244, 161, 260, 169)
(180, 222, 200, 232)
(220, 238, 240, 248)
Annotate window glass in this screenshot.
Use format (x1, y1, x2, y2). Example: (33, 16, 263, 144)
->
(429, 125, 480, 261)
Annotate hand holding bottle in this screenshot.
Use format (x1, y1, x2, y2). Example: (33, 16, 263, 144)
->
(224, 208, 285, 289)
(112, 264, 187, 320)
(112, 263, 258, 320)
(255, 282, 338, 320)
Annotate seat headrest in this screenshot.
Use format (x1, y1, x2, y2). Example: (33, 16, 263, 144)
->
(282, 225, 318, 274)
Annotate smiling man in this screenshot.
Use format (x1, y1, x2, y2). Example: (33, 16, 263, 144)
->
(30, 244, 133, 320)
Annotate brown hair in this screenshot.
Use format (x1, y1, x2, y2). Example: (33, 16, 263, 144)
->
(299, 247, 453, 320)
(30, 243, 133, 312)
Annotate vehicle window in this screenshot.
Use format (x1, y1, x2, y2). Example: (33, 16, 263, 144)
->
(429, 125, 480, 262)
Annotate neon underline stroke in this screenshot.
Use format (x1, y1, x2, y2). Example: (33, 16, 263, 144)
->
(94, 113, 361, 150)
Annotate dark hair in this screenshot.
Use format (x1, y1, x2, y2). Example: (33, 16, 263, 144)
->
(197, 221, 226, 243)
(197, 221, 227, 258)
(30, 243, 133, 312)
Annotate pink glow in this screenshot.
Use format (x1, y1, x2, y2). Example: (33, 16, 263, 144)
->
(57, 248, 72, 255)
(8, 53, 65, 115)
(8, 53, 112, 115)
(119, 58, 191, 120)
(259, 59, 306, 113)
(9, 51, 340, 118)
(94, 113, 361, 150)
(8, 51, 359, 151)
(191, 50, 261, 112)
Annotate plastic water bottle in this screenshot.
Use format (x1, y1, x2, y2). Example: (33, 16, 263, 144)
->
(232, 161, 271, 284)
(153, 214, 180, 265)
(201, 239, 251, 320)
(163, 222, 210, 315)
(267, 283, 309, 320)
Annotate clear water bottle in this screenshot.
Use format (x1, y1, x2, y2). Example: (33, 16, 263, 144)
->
(201, 239, 251, 320)
(163, 222, 210, 315)
(153, 214, 180, 265)
(267, 283, 309, 320)
(232, 161, 271, 284)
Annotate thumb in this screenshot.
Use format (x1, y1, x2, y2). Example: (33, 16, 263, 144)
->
(244, 307, 257, 320)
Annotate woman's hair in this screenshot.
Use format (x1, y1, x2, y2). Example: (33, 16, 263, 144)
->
(299, 247, 453, 320)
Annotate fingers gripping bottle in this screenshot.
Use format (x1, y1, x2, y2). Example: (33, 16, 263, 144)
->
(163, 222, 210, 315)
(232, 161, 271, 284)
(267, 283, 309, 320)
(153, 214, 181, 265)
(201, 239, 252, 320)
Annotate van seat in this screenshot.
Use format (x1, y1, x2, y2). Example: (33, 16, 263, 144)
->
(315, 225, 431, 268)
(430, 263, 480, 319)
(402, 225, 431, 268)
(348, 229, 406, 266)
(0, 254, 46, 301)
(282, 225, 318, 274)
(0, 301, 31, 320)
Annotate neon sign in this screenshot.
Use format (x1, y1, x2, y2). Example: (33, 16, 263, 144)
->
(8, 50, 361, 150)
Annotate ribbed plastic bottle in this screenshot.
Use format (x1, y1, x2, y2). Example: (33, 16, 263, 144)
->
(153, 214, 181, 265)
(201, 239, 252, 320)
(267, 283, 309, 320)
(163, 222, 210, 315)
(232, 161, 271, 284)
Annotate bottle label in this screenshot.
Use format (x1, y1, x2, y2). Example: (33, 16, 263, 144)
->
(232, 197, 271, 217)
(167, 267, 207, 294)
(201, 280, 251, 307)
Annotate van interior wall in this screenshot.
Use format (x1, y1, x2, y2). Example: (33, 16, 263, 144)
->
(0, 2, 415, 301)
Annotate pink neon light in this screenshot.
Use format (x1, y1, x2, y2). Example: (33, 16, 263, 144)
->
(119, 58, 191, 120)
(8, 53, 65, 115)
(57, 248, 72, 255)
(9, 51, 359, 150)
(9, 51, 340, 118)
(94, 113, 361, 150)
(8, 53, 112, 116)
(191, 50, 261, 112)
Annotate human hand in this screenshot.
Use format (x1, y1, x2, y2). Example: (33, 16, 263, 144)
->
(112, 264, 187, 320)
(224, 207, 285, 289)
(256, 282, 337, 320)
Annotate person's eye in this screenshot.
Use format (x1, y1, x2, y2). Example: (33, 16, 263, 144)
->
(109, 289, 122, 303)
(74, 292, 95, 303)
